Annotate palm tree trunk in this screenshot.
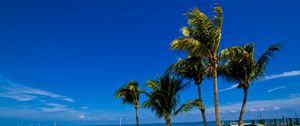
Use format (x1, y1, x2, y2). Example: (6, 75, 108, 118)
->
(135, 106, 139, 126)
(238, 88, 248, 126)
(165, 116, 171, 126)
(197, 84, 207, 126)
(213, 62, 221, 126)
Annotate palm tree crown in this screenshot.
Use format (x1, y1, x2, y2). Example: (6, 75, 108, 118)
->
(219, 43, 281, 89)
(171, 5, 223, 60)
(168, 56, 207, 84)
(142, 74, 188, 126)
(115, 81, 141, 106)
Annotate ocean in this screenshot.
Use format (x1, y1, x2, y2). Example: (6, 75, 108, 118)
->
(96, 122, 216, 126)
(0, 121, 216, 126)
(2, 118, 299, 126)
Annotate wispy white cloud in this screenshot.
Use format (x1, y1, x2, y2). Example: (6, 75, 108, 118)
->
(219, 70, 300, 92)
(0, 77, 119, 122)
(0, 105, 130, 122)
(190, 94, 300, 115)
(40, 103, 71, 112)
(0, 79, 74, 102)
(219, 84, 238, 92)
(0, 93, 36, 101)
(0, 76, 86, 121)
(267, 86, 285, 93)
(264, 70, 300, 80)
(0, 105, 81, 120)
(62, 98, 75, 102)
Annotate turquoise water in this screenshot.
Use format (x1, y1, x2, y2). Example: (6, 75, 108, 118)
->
(98, 122, 216, 126)
(2, 118, 299, 126)
(0, 121, 215, 126)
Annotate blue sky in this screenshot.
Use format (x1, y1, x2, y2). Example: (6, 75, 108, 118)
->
(0, 0, 300, 125)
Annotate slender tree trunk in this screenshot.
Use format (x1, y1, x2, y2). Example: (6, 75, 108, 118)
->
(238, 88, 248, 126)
(200, 109, 207, 126)
(165, 116, 171, 126)
(135, 106, 139, 126)
(197, 84, 207, 126)
(213, 62, 221, 126)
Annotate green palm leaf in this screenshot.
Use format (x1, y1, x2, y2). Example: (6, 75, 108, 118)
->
(174, 99, 204, 116)
(142, 74, 188, 119)
(219, 43, 280, 125)
(255, 44, 281, 79)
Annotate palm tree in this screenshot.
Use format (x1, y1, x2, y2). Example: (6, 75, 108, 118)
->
(171, 5, 223, 125)
(219, 43, 280, 126)
(168, 56, 208, 126)
(115, 81, 142, 126)
(142, 74, 188, 126)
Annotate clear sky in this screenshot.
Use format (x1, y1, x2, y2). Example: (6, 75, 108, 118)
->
(0, 0, 300, 125)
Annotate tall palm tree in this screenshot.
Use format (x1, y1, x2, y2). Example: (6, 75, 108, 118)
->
(219, 43, 280, 126)
(171, 5, 223, 125)
(142, 74, 188, 126)
(168, 56, 208, 126)
(115, 81, 142, 126)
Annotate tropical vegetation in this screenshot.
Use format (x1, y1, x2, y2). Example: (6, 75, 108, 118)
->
(168, 56, 208, 126)
(115, 81, 142, 126)
(219, 43, 280, 125)
(170, 5, 223, 126)
(142, 74, 188, 126)
(114, 3, 281, 126)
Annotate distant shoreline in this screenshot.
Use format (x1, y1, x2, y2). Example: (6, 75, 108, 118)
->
(87, 117, 299, 126)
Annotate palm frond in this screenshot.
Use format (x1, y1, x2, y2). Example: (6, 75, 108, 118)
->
(174, 99, 204, 116)
(168, 56, 207, 86)
(219, 44, 255, 87)
(219, 43, 280, 89)
(185, 7, 213, 32)
(220, 46, 249, 61)
(211, 5, 223, 30)
(115, 81, 141, 105)
(171, 6, 224, 60)
(217, 64, 241, 84)
(181, 27, 196, 37)
(255, 44, 281, 79)
(243, 43, 255, 55)
(171, 38, 211, 57)
(143, 74, 186, 119)
(147, 80, 159, 91)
